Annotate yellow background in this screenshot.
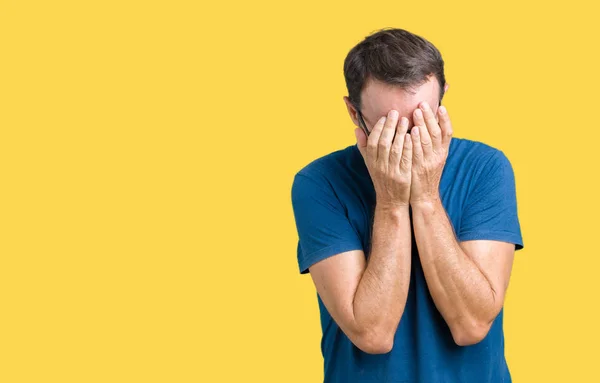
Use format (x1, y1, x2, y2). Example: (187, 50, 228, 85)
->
(1, 0, 598, 381)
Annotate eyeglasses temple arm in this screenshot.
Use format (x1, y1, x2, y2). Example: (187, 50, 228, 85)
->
(357, 110, 370, 137)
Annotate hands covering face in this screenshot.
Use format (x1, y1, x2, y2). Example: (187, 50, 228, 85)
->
(408, 101, 453, 206)
(354, 101, 453, 208)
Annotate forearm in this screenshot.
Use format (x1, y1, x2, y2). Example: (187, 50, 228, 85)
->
(411, 199, 497, 345)
(353, 204, 412, 342)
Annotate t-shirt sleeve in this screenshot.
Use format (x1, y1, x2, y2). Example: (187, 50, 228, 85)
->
(291, 172, 364, 274)
(457, 150, 524, 250)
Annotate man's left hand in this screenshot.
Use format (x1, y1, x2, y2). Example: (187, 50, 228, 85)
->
(409, 101, 453, 206)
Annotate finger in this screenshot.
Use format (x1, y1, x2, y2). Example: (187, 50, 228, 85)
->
(413, 108, 434, 158)
(355, 128, 367, 159)
(389, 116, 409, 171)
(411, 126, 424, 165)
(400, 131, 412, 174)
(366, 116, 387, 162)
(378, 109, 399, 164)
(438, 105, 454, 147)
(419, 101, 442, 151)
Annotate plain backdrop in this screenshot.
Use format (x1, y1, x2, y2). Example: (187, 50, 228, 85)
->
(1, 0, 599, 382)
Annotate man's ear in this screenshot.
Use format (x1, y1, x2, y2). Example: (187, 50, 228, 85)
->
(444, 82, 449, 94)
(343, 96, 360, 127)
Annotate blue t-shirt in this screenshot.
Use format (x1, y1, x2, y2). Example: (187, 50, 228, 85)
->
(291, 137, 524, 383)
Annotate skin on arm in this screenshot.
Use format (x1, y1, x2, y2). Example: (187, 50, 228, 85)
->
(411, 202, 515, 346)
(309, 205, 411, 354)
(308, 109, 414, 354)
(409, 101, 515, 346)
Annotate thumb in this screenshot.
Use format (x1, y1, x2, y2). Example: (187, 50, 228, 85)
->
(355, 128, 367, 158)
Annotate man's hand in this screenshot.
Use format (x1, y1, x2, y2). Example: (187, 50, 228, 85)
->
(409, 102, 453, 206)
(355, 109, 412, 209)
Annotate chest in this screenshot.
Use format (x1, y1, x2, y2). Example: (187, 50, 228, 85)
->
(341, 168, 468, 256)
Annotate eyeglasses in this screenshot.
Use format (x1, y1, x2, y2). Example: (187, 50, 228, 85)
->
(356, 108, 371, 137)
(354, 100, 443, 138)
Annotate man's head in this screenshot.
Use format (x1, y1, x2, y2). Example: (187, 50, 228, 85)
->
(343, 28, 449, 134)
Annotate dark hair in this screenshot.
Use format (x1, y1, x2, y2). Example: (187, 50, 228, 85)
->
(343, 28, 446, 110)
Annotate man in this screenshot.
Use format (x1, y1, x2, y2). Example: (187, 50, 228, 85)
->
(290, 28, 524, 383)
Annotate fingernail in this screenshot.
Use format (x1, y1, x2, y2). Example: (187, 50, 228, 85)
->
(400, 117, 408, 126)
(413, 127, 419, 136)
(439, 106, 446, 115)
(390, 110, 399, 118)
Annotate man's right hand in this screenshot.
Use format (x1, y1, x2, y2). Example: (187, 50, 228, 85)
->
(355, 109, 413, 208)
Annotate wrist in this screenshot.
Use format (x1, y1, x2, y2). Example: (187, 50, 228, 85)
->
(375, 201, 410, 216)
(410, 197, 442, 212)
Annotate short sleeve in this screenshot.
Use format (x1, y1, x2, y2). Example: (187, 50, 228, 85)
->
(457, 150, 524, 251)
(291, 172, 364, 274)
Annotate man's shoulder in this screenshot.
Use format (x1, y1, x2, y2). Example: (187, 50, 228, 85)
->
(290, 144, 359, 204)
(450, 137, 507, 168)
(294, 144, 356, 181)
